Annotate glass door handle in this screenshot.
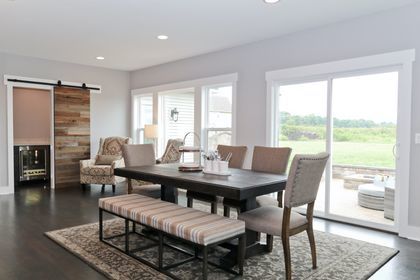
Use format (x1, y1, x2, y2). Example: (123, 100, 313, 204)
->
(392, 143, 399, 159)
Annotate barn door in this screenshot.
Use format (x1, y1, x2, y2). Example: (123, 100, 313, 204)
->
(54, 87, 90, 188)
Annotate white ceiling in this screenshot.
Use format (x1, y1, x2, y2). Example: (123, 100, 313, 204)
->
(0, 0, 419, 71)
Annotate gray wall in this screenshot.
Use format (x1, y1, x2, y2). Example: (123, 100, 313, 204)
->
(0, 53, 130, 188)
(130, 4, 420, 227)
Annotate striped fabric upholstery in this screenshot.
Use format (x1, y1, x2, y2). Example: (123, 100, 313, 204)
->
(99, 194, 245, 245)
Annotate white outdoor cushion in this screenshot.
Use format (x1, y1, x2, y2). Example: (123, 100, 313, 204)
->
(358, 184, 385, 198)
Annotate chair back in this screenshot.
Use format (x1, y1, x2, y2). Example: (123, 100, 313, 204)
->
(122, 144, 156, 167)
(251, 146, 292, 174)
(160, 139, 184, 164)
(284, 153, 329, 208)
(217, 145, 248, 169)
(98, 137, 131, 156)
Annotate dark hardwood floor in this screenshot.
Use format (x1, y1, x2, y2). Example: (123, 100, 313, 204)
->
(1, 184, 419, 280)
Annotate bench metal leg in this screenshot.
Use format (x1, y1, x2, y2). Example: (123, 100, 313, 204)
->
(125, 219, 130, 253)
(203, 246, 208, 280)
(99, 208, 103, 241)
(101, 184, 105, 192)
(112, 184, 116, 193)
(132, 221, 136, 233)
(211, 202, 217, 214)
(158, 232, 164, 269)
(238, 235, 246, 276)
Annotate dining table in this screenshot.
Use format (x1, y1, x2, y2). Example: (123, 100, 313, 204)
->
(114, 163, 287, 266)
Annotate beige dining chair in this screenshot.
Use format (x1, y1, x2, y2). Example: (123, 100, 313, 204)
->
(223, 146, 291, 217)
(122, 144, 161, 198)
(186, 145, 248, 214)
(238, 152, 329, 280)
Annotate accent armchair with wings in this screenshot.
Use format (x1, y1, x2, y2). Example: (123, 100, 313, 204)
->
(80, 136, 131, 192)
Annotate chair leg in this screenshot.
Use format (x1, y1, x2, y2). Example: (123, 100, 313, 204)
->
(187, 197, 193, 208)
(266, 234, 274, 252)
(223, 206, 230, 217)
(307, 227, 317, 269)
(81, 184, 86, 191)
(101, 184, 105, 192)
(211, 202, 217, 214)
(112, 184, 116, 193)
(282, 235, 292, 280)
(202, 246, 208, 280)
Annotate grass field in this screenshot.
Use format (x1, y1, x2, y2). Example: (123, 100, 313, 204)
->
(280, 140, 395, 168)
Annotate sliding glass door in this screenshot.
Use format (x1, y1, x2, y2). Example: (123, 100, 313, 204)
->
(275, 70, 399, 230)
(329, 72, 398, 226)
(277, 81, 328, 212)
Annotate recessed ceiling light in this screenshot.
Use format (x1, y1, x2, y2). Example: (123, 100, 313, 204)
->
(263, 0, 280, 3)
(96, 56, 105, 60)
(157, 35, 169, 40)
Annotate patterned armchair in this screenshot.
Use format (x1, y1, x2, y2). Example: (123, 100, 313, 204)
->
(80, 136, 131, 192)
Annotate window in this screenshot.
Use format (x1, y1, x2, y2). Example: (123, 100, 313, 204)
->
(203, 84, 234, 151)
(132, 94, 153, 144)
(158, 89, 195, 156)
(131, 73, 237, 156)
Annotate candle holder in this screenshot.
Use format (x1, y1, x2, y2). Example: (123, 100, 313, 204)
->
(179, 132, 203, 172)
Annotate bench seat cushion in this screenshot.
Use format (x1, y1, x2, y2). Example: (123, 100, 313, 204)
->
(99, 194, 245, 246)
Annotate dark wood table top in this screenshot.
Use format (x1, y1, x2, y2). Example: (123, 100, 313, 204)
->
(114, 163, 287, 201)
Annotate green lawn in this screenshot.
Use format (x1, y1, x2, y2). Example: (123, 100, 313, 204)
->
(280, 140, 395, 168)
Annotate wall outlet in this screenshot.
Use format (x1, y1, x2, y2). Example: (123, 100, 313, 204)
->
(416, 133, 420, 144)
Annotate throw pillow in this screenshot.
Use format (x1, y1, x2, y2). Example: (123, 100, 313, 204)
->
(95, 155, 121, 165)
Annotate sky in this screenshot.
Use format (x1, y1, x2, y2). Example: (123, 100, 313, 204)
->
(278, 71, 399, 124)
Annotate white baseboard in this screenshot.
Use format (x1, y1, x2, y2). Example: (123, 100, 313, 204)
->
(0, 186, 13, 195)
(400, 225, 420, 241)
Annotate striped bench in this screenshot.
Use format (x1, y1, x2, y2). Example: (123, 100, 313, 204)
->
(99, 194, 246, 279)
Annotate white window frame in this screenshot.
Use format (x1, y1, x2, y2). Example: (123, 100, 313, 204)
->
(202, 82, 236, 151)
(266, 50, 415, 238)
(132, 93, 153, 144)
(131, 73, 238, 155)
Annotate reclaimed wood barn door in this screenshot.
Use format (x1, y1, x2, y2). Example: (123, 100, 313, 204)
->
(54, 87, 90, 188)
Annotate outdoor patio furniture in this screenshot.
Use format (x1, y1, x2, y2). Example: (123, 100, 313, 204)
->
(344, 174, 375, 190)
(357, 184, 385, 210)
(384, 184, 395, 220)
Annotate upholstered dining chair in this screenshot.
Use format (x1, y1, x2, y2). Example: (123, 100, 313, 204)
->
(186, 145, 248, 214)
(238, 152, 330, 280)
(156, 138, 184, 164)
(80, 136, 131, 192)
(122, 144, 161, 198)
(223, 146, 291, 217)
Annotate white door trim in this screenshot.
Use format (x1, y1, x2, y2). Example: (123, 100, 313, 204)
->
(3, 75, 101, 195)
(265, 49, 416, 238)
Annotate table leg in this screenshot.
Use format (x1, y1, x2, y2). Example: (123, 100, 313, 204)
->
(160, 184, 178, 203)
(221, 197, 271, 267)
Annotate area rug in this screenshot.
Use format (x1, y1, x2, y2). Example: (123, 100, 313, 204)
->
(45, 218, 397, 280)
